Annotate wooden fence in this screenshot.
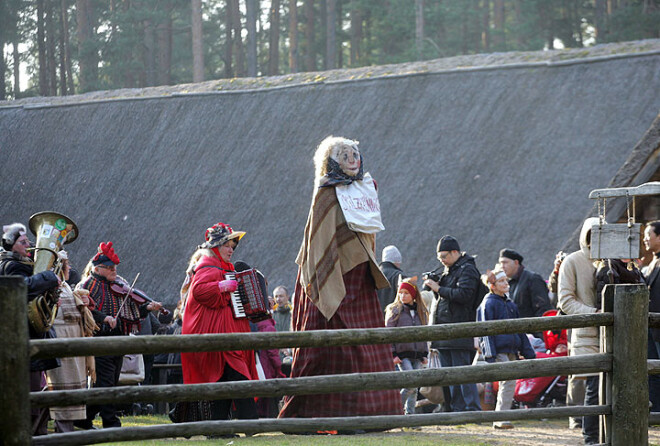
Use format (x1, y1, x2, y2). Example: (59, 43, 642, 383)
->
(0, 278, 654, 446)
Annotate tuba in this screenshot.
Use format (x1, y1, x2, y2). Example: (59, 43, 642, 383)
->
(27, 211, 79, 334)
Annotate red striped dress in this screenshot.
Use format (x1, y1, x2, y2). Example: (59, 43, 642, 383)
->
(279, 262, 402, 418)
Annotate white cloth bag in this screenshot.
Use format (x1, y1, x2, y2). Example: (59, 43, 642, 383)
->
(119, 353, 145, 385)
(335, 172, 385, 234)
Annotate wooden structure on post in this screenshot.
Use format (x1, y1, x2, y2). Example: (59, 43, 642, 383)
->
(0, 276, 30, 446)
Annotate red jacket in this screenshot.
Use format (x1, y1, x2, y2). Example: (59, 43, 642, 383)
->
(181, 254, 257, 384)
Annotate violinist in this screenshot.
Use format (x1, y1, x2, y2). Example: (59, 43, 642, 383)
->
(75, 241, 162, 430)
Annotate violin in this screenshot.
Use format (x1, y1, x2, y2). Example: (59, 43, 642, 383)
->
(110, 280, 170, 316)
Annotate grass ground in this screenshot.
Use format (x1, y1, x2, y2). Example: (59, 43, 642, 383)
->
(58, 414, 660, 446)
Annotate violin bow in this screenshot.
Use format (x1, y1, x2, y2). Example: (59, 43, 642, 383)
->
(116, 272, 140, 317)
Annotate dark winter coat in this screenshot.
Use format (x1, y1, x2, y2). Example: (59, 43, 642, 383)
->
(647, 253, 660, 341)
(377, 261, 405, 313)
(0, 250, 60, 371)
(508, 266, 552, 319)
(385, 303, 428, 359)
(477, 293, 536, 362)
(429, 253, 480, 350)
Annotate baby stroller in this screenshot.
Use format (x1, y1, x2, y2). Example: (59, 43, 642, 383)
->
(513, 310, 568, 408)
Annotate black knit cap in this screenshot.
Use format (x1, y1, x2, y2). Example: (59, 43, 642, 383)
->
(437, 235, 460, 252)
(499, 248, 524, 264)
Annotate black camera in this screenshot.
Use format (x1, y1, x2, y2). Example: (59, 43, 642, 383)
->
(422, 271, 440, 283)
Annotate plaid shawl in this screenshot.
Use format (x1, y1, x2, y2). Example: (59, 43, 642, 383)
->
(296, 187, 389, 320)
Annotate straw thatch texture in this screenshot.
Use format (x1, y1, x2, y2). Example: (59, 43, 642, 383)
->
(2, 52, 660, 306)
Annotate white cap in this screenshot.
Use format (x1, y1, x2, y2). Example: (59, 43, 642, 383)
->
(382, 245, 402, 264)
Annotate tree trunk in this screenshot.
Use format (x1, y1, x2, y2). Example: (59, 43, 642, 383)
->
(143, 19, 156, 87)
(268, 0, 280, 75)
(415, 0, 424, 60)
(336, 0, 342, 68)
(191, 0, 204, 82)
(304, 0, 315, 71)
(13, 42, 20, 98)
(288, 0, 298, 73)
(481, 0, 490, 52)
(325, 0, 335, 69)
(493, 0, 505, 49)
(0, 25, 5, 100)
(76, 0, 97, 93)
(59, 0, 71, 95)
(156, 14, 172, 86)
(224, 0, 233, 77)
(514, 0, 523, 48)
(231, 0, 246, 77)
(46, 0, 57, 95)
(246, 0, 258, 76)
(595, 0, 607, 42)
(350, 0, 361, 65)
(37, 0, 48, 95)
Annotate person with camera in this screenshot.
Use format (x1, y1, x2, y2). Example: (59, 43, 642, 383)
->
(423, 235, 481, 412)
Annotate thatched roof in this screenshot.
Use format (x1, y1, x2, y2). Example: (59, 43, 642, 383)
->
(2, 45, 660, 306)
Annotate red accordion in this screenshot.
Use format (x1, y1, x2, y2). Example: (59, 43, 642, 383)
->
(226, 268, 271, 322)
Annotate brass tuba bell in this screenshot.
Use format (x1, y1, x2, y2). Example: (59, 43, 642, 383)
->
(27, 211, 78, 334)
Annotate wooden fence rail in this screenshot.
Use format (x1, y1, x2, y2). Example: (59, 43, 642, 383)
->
(0, 278, 651, 446)
(32, 406, 610, 446)
(32, 353, 611, 407)
(30, 313, 612, 359)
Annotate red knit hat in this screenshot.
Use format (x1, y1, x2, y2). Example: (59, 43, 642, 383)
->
(398, 279, 418, 298)
(92, 241, 120, 266)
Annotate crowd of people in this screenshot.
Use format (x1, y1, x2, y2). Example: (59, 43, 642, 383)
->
(4, 135, 658, 445)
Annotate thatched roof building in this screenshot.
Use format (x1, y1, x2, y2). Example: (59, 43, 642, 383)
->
(2, 42, 660, 306)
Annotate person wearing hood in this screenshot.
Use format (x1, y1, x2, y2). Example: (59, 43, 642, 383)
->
(424, 235, 482, 412)
(558, 217, 600, 445)
(1, 222, 61, 435)
(377, 245, 406, 313)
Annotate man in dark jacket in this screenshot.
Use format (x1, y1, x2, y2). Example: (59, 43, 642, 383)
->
(377, 245, 406, 313)
(1, 222, 60, 435)
(644, 221, 660, 412)
(498, 249, 552, 337)
(424, 235, 481, 412)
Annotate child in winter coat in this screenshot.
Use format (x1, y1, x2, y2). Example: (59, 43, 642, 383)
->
(385, 277, 429, 415)
(477, 269, 535, 429)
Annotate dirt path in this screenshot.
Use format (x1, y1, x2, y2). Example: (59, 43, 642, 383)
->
(401, 420, 660, 445)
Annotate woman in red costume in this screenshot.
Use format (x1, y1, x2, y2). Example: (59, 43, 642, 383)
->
(181, 222, 258, 420)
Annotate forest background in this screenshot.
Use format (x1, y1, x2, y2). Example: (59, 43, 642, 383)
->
(0, 0, 659, 101)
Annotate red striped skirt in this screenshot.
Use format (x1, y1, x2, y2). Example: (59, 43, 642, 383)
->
(279, 262, 402, 418)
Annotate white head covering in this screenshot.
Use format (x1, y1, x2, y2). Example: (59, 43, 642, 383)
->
(382, 245, 402, 264)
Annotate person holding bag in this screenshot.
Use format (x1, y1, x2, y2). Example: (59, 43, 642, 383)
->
(385, 277, 429, 415)
(279, 136, 401, 422)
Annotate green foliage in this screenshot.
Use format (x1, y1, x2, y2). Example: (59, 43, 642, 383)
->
(2, 0, 658, 98)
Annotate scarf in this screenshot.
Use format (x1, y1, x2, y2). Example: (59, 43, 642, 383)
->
(318, 155, 365, 188)
(296, 186, 389, 320)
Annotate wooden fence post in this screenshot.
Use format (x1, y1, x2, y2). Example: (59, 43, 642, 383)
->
(600, 285, 614, 443)
(0, 276, 30, 445)
(611, 284, 648, 445)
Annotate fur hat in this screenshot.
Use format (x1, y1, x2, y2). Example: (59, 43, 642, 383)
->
(382, 245, 402, 264)
(437, 235, 460, 253)
(2, 223, 27, 250)
(499, 248, 523, 264)
(200, 222, 245, 249)
(92, 241, 120, 266)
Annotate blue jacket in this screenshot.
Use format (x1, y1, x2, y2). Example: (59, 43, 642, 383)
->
(476, 292, 535, 362)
